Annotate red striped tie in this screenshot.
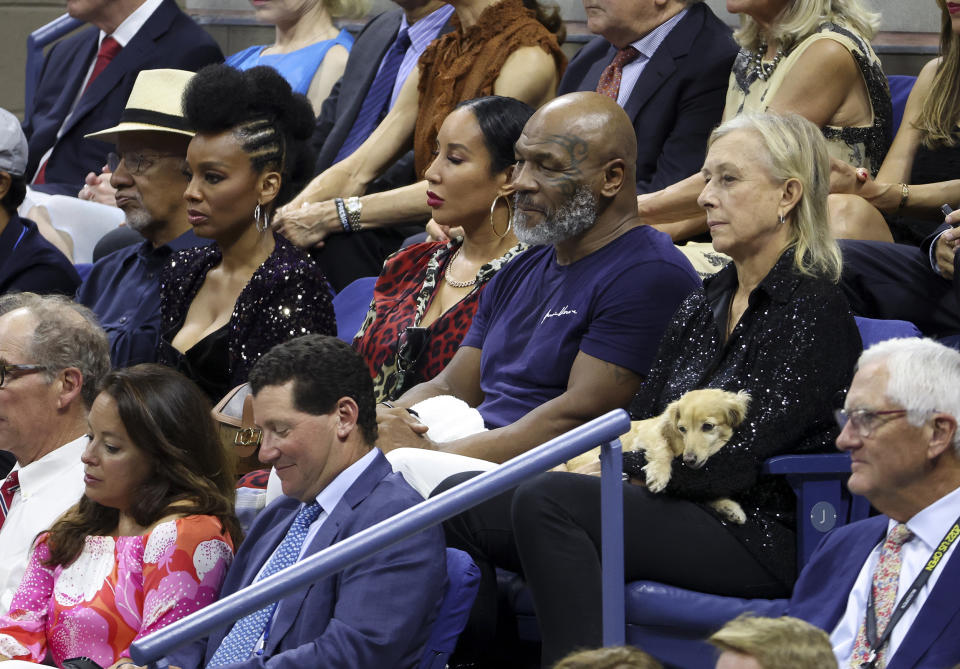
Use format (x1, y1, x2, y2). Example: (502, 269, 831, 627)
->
(0, 470, 20, 533)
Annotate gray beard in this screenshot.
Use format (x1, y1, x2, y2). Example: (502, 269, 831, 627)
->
(123, 206, 156, 236)
(512, 186, 598, 246)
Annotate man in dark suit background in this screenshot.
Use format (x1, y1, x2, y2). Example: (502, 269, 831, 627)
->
(168, 334, 446, 668)
(309, 0, 453, 291)
(558, 0, 736, 194)
(785, 338, 960, 669)
(24, 0, 222, 197)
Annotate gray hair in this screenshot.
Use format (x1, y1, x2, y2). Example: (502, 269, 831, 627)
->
(0, 293, 110, 409)
(858, 338, 960, 451)
(708, 113, 842, 282)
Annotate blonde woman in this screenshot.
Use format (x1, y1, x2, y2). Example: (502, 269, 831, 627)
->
(636, 0, 892, 244)
(439, 114, 861, 667)
(227, 0, 367, 115)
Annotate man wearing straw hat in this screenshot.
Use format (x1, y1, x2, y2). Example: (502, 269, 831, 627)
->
(76, 68, 208, 368)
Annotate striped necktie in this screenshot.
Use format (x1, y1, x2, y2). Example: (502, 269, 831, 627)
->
(334, 28, 411, 163)
(208, 501, 324, 666)
(0, 470, 20, 533)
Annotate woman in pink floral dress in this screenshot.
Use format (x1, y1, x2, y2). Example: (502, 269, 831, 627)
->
(0, 365, 241, 669)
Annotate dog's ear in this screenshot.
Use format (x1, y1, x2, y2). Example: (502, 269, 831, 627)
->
(726, 390, 752, 426)
(660, 399, 684, 452)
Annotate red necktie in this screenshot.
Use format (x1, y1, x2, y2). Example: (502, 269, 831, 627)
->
(34, 36, 121, 185)
(85, 36, 122, 93)
(596, 47, 640, 100)
(0, 470, 20, 533)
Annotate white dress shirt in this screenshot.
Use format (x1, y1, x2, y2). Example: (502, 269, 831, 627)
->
(830, 484, 960, 666)
(0, 435, 87, 614)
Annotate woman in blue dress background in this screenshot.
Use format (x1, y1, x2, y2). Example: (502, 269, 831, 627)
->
(228, 0, 366, 114)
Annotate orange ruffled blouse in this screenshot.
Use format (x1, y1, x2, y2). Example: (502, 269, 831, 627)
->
(413, 0, 566, 179)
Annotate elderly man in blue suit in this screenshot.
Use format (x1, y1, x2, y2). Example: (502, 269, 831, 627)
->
(557, 0, 736, 195)
(24, 0, 222, 196)
(168, 334, 446, 669)
(784, 337, 960, 669)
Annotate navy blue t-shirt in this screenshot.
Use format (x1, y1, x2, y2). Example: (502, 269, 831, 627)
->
(462, 225, 700, 429)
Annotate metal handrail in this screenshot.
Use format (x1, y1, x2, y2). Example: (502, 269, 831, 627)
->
(130, 409, 631, 667)
(25, 14, 85, 119)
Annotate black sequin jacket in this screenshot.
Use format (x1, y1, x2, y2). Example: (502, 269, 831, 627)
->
(158, 233, 336, 400)
(626, 249, 862, 588)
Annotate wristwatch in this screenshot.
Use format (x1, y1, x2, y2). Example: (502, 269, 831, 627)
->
(344, 196, 363, 231)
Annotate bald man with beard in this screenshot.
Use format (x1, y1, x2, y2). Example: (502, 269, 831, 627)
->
(376, 91, 699, 467)
(373, 92, 699, 666)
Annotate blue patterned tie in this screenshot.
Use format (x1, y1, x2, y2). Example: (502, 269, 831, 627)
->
(334, 28, 411, 162)
(208, 502, 323, 666)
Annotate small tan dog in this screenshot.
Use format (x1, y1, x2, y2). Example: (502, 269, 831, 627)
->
(564, 388, 751, 524)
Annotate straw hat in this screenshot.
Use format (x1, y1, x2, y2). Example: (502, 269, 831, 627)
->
(86, 69, 195, 143)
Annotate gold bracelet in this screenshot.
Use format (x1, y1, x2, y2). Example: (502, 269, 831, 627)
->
(897, 183, 909, 211)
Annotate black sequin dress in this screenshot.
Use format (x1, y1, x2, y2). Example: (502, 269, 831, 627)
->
(158, 233, 336, 401)
(625, 249, 862, 587)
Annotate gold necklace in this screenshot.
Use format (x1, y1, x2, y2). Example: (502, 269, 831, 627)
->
(443, 247, 478, 288)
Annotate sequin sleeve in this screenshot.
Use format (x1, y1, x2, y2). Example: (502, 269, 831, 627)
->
(228, 235, 336, 386)
(0, 538, 54, 662)
(126, 516, 234, 654)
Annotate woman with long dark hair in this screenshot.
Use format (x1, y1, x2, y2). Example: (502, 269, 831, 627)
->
(0, 364, 240, 669)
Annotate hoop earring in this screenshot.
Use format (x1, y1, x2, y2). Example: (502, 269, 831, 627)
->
(254, 203, 268, 233)
(490, 194, 512, 239)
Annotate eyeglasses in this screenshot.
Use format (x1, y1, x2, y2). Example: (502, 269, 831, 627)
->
(107, 151, 181, 175)
(834, 408, 911, 438)
(0, 363, 47, 387)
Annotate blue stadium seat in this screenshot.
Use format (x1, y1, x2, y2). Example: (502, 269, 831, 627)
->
(420, 548, 481, 669)
(25, 14, 84, 122)
(888, 75, 917, 139)
(332, 275, 377, 342)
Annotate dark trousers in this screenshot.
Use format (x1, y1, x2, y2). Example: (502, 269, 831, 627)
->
(840, 239, 960, 338)
(438, 472, 787, 668)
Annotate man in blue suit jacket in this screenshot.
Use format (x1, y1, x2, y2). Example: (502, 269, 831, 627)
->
(784, 338, 960, 669)
(557, 0, 737, 195)
(168, 335, 446, 669)
(24, 0, 222, 197)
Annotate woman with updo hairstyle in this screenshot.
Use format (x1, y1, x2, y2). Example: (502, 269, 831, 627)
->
(0, 364, 239, 669)
(158, 64, 335, 402)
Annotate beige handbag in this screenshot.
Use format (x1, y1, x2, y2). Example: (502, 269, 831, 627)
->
(211, 383, 263, 476)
